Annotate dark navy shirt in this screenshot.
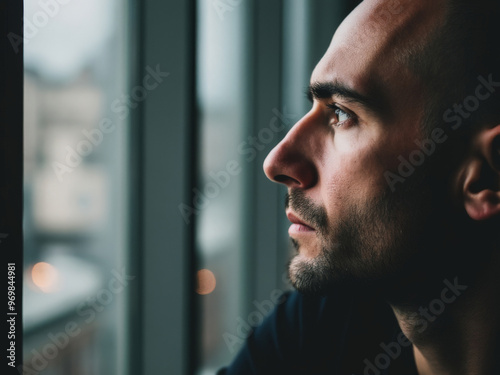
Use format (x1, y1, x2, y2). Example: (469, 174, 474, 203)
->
(218, 288, 418, 375)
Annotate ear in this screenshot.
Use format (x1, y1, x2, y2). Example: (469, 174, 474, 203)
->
(462, 124, 500, 221)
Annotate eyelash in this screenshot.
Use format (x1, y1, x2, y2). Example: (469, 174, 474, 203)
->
(326, 104, 355, 128)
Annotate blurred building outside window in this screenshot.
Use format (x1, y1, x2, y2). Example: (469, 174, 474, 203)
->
(23, 1, 132, 374)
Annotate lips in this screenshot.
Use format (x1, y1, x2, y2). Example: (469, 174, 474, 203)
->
(287, 211, 315, 233)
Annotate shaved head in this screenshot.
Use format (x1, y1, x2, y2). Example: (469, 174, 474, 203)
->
(327, 0, 500, 136)
(403, 0, 500, 135)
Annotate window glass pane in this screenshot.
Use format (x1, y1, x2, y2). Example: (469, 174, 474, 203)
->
(23, 1, 131, 374)
(196, 1, 250, 373)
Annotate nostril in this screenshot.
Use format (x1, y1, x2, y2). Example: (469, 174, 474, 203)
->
(274, 175, 287, 183)
(274, 175, 299, 185)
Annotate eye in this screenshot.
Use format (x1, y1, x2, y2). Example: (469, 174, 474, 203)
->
(326, 104, 354, 128)
(335, 108, 350, 124)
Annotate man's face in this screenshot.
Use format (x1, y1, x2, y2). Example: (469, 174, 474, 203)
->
(263, 0, 451, 295)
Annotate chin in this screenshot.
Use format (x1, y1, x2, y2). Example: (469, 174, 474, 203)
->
(287, 252, 342, 296)
(287, 241, 401, 296)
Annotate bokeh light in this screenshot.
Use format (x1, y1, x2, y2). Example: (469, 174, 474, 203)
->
(196, 269, 216, 295)
(31, 262, 59, 293)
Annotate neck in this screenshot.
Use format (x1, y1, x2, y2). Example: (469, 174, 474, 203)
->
(388, 250, 500, 375)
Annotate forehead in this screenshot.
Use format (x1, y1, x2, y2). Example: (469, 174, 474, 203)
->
(311, 0, 448, 101)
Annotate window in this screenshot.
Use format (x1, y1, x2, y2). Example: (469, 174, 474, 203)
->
(23, 1, 132, 373)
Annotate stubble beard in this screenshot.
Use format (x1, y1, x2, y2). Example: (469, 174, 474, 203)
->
(286, 171, 437, 296)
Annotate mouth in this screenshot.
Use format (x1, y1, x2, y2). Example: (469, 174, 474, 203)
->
(286, 211, 315, 235)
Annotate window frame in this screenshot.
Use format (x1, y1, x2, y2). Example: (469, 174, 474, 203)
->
(130, 1, 197, 374)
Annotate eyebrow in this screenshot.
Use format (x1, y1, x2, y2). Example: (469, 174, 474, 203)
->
(306, 81, 381, 114)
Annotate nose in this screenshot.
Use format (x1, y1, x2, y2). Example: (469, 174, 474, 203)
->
(263, 111, 319, 189)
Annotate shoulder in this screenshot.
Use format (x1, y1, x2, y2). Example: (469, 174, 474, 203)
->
(220, 288, 357, 375)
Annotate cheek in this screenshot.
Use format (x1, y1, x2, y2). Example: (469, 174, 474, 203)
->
(317, 120, 423, 220)
(320, 136, 391, 210)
